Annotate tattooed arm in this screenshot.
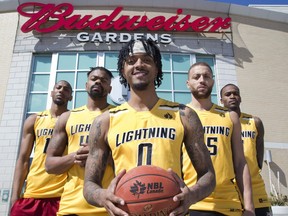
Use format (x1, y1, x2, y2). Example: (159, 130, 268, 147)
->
(83, 111, 127, 216)
(172, 105, 215, 215)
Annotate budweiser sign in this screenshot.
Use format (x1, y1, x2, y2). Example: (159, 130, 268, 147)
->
(17, 2, 232, 33)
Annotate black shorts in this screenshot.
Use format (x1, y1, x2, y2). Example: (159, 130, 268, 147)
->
(255, 207, 272, 216)
(189, 210, 225, 216)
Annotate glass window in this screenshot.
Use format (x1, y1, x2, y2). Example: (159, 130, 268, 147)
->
(105, 53, 118, 70)
(31, 74, 50, 91)
(196, 56, 214, 69)
(27, 93, 48, 113)
(75, 91, 87, 108)
(157, 92, 172, 101)
(57, 53, 77, 70)
(173, 73, 188, 91)
(76, 71, 88, 89)
(104, 53, 126, 106)
(162, 54, 171, 71)
(111, 71, 118, 78)
(172, 54, 190, 71)
(55, 52, 98, 109)
(27, 52, 216, 114)
(158, 72, 171, 90)
(56, 72, 75, 88)
(157, 53, 192, 103)
(28, 54, 52, 114)
(32, 55, 52, 72)
(156, 54, 216, 104)
(78, 53, 97, 69)
(175, 92, 191, 104)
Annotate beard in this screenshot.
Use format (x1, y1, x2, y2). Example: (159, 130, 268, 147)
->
(53, 98, 66, 106)
(88, 85, 105, 99)
(131, 82, 149, 91)
(192, 87, 213, 99)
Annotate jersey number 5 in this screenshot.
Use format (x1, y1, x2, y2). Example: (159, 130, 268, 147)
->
(207, 137, 218, 156)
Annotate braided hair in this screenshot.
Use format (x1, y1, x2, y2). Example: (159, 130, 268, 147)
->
(117, 38, 163, 88)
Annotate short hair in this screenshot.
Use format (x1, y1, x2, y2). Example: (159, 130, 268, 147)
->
(220, 83, 240, 98)
(87, 66, 114, 79)
(117, 38, 163, 88)
(55, 80, 72, 93)
(188, 62, 213, 76)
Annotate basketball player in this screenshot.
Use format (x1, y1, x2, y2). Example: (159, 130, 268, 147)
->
(10, 80, 73, 216)
(183, 62, 255, 216)
(45, 67, 115, 216)
(83, 39, 216, 216)
(220, 83, 272, 216)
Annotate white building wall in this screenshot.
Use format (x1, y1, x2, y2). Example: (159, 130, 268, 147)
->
(0, 12, 18, 120)
(0, 51, 32, 213)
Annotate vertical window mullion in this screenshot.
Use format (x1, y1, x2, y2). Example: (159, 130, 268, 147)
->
(170, 54, 175, 102)
(74, 53, 80, 109)
(190, 54, 196, 65)
(47, 53, 58, 110)
(97, 52, 104, 66)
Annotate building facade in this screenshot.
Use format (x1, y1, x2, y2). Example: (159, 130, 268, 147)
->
(0, 0, 287, 214)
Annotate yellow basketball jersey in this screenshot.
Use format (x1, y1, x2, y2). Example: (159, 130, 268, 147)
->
(182, 104, 243, 216)
(58, 105, 114, 216)
(240, 113, 270, 208)
(108, 99, 184, 177)
(24, 110, 67, 198)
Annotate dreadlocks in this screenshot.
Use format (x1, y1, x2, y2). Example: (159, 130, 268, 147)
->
(117, 38, 163, 88)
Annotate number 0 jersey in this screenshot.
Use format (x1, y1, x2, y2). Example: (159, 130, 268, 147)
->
(24, 110, 66, 198)
(240, 113, 270, 208)
(108, 99, 184, 177)
(182, 104, 243, 216)
(58, 105, 114, 216)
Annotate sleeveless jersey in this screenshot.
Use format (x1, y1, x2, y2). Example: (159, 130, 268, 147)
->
(58, 105, 114, 216)
(240, 113, 270, 208)
(108, 99, 184, 177)
(24, 110, 67, 199)
(182, 104, 243, 216)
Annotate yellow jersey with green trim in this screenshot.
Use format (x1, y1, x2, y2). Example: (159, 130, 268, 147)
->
(58, 105, 114, 216)
(240, 113, 270, 208)
(108, 99, 184, 177)
(182, 104, 243, 216)
(24, 110, 67, 198)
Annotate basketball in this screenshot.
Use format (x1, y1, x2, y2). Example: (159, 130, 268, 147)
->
(115, 165, 181, 216)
